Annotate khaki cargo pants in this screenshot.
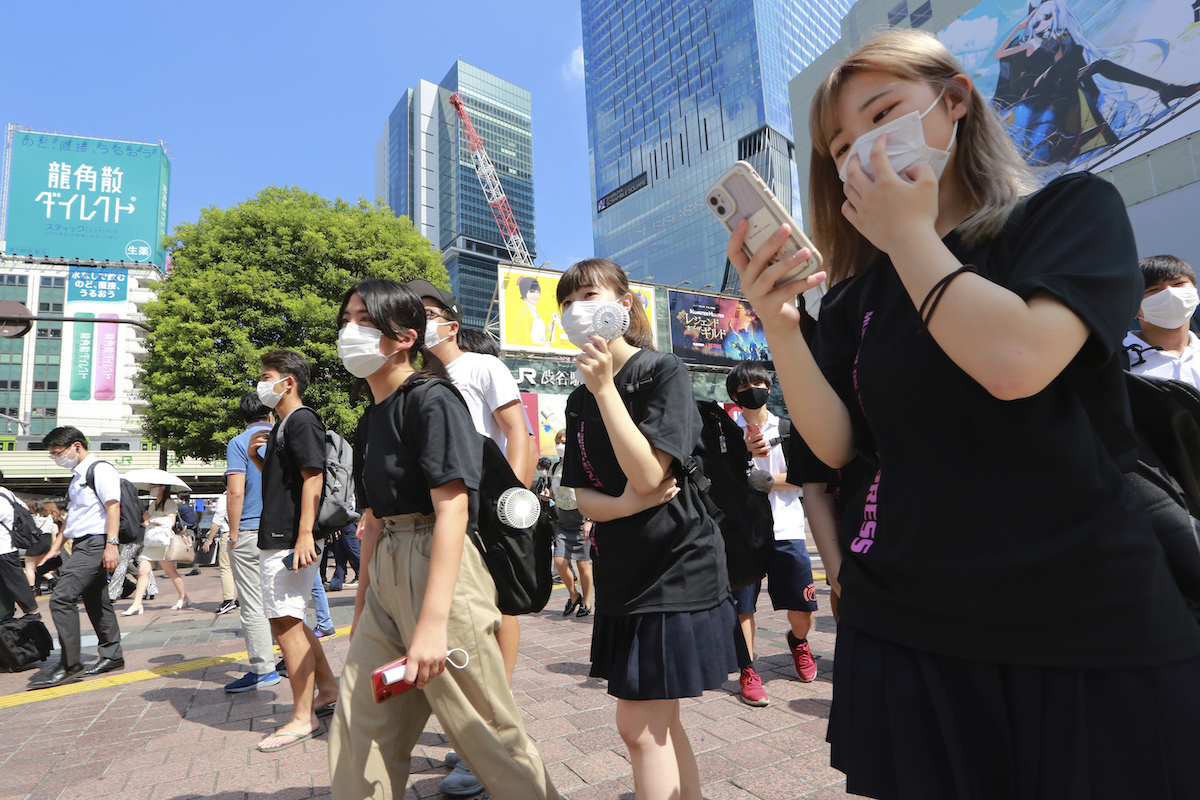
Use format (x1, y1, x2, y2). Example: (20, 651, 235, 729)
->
(328, 513, 559, 800)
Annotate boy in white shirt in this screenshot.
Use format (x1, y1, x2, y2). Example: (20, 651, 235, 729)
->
(1125, 255, 1200, 386)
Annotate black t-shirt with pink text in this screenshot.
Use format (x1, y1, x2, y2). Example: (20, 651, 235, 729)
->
(815, 172, 1200, 668)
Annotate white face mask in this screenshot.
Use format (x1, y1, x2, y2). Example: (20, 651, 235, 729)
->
(838, 89, 958, 184)
(555, 444, 565, 458)
(256, 377, 287, 409)
(560, 300, 631, 350)
(338, 323, 391, 378)
(1141, 285, 1200, 329)
(425, 319, 451, 349)
(53, 445, 80, 470)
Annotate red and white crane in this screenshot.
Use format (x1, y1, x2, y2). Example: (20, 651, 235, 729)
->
(448, 92, 534, 268)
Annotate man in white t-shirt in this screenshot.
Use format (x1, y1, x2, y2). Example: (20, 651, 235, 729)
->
(0, 476, 40, 620)
(408, 278, 536, 797)
(727, 362, 818, 708)
(1124, 255, 1200, 387)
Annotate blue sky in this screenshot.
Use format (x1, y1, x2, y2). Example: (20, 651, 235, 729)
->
(1, 1, 595, 268)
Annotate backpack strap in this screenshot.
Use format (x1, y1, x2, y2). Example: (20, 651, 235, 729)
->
(0, 490, 16, 532)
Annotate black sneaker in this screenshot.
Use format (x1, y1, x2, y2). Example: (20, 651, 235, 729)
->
(215, 599, 238, 615)
(276, 658, 288, 678)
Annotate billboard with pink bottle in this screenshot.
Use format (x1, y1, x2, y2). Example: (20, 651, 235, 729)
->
(65, 267, 128, 401)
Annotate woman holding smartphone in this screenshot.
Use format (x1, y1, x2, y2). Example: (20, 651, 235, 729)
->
(730, 28, 1200, 799)
(327, 280, 557, 800)
(557, 259, 736, 800)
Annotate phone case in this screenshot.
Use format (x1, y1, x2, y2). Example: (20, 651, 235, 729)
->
(705, 161, 823, 286)
(371, 656, 415, 703)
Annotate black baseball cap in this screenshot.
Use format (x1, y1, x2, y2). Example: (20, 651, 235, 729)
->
(407, 279, 462, 324)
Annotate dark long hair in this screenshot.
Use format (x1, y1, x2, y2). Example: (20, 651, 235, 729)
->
(337, 280, 448, 396)
(555, 259, 655, 350)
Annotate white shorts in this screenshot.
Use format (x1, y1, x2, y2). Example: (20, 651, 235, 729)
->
(258, 547, 319, 620)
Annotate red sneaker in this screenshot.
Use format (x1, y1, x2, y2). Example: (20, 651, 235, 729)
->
(788, 633, 817, 682)
(738, 666, 770, 707)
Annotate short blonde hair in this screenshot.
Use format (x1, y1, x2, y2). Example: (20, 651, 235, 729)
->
(808, 29, 1038, 283)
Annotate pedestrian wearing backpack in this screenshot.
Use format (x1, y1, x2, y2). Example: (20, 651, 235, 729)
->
(1125, 255, 1200, 386)
(246, 350, 340, 752)
(30, 427, 124, 688)
(557, 259, 736, 800)
(724, 362, 818, 707)
(0, 484, 40, 619)
(327, 280, 558, 800)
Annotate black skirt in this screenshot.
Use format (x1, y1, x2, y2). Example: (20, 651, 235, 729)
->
(828, 624, 1200, 800)
(590, 597, 738, 700)
(23, 533, 52, 558)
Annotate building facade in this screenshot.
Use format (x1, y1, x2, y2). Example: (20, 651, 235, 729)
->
(376, 62, 536, 328)
(582, 0, 852, 290)
(788, 0, 1200, 270)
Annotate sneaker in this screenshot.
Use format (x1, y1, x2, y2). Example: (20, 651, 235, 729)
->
(326, 581, 343, 592)
(444, 750, 461, 768)
(276, 658, 288, 678)
(738, 666, 770, 707)
(788, 632, 818, 683)
(314, 626, 337, 640)
(438, 761, 484, 796)
(215, 599, 238, 616)
(225, 670, 282, 693)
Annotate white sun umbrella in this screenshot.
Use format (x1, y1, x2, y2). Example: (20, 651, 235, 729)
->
(121, 468, 191, 490)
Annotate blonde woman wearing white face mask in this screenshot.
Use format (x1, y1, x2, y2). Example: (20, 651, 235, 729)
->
(730, 28, 1200, 800)
(1124, 255, 1200, 385)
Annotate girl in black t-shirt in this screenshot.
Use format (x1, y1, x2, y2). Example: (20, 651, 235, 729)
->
(326, 280, 558, 800)
(730, 28, 1200, 800)
(557, 259, 737, 800)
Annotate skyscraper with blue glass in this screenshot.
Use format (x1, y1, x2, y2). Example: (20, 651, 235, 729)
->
(376, 62, 535, 328)
(582, 0, 850, 289)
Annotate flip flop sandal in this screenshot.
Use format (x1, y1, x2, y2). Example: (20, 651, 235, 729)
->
(315, 702, 337, 719)
(255, 724, 325, 753)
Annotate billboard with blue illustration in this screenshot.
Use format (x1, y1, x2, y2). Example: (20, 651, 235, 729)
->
(2, 126, 171, 265)
(939, 0, 1200, 171)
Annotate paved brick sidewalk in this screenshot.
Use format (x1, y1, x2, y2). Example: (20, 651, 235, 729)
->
(0, 559, 851, 800)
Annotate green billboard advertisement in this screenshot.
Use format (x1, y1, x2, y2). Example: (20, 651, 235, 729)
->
(2, 126, 171, 266)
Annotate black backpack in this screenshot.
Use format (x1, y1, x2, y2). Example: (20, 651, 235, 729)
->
(83, 462, 144, 544)
(0, 615, 53, 672)
(688, 400, 774, 591)
(399, 378, 553, 615)
(0, 491, 41, 550)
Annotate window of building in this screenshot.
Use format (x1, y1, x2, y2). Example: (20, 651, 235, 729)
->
(910, 1, 933, 28)
(887, 0, 909, 26)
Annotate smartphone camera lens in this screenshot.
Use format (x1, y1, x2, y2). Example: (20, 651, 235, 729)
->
(709, 197, 718, 206)
(716, 205, 726, 216)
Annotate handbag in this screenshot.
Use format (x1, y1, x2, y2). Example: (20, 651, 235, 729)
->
(164, 531, 195, 562)
(143, 525, 173, 549)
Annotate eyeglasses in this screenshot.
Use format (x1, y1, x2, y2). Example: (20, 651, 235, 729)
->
(425, 310, 450, 322)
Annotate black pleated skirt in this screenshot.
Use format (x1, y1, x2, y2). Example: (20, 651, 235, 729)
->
(590, 597, 738, 700)
(828, 623, 1200, 800)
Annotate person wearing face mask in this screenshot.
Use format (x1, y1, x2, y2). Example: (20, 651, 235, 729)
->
(723, 362, 817, 708)
(731, 28, 1200, 800)
(29, 427, 124, 689)
(404, 278, 534, 796)
(1124, 255, 1200, 386)
(549, 428, 592, 617)
(328, 280, 560, 800)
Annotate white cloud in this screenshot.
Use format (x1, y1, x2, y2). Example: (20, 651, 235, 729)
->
(939, 14, 999, 55)
(562, 46, 585, 83)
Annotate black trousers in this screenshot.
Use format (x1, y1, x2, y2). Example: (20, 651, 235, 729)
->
(50, 535, 122, 667)
(0, 551, 37, 615)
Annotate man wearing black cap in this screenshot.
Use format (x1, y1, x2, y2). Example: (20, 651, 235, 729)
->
(407, 278, 535, 798)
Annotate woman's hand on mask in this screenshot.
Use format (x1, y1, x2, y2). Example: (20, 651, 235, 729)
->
(841, 133, 939, 256)
(727, 220, 824, 336)
(575, 335, 615, 394)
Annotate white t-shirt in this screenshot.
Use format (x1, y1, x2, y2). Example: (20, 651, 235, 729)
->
(0, 486, 28, 555)
(63, 454, 121, 540)
(735, 411, 805, 541)
(212, 493, 229, 533)
(445, 351, 523, 452)
(1124, 330, 1200, 387)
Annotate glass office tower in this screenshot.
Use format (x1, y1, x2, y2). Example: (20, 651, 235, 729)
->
(377, 62, 535, 328)
(583, 0, 850, 289)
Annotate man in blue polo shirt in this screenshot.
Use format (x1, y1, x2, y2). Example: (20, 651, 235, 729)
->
(222, 392, 281, 693)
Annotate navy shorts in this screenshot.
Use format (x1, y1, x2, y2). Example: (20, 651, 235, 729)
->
(732, 538, 818, 614)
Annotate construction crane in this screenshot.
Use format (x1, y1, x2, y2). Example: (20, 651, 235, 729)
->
(448, 92, 534, 268)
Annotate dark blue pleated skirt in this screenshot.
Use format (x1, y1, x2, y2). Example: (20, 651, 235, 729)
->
(589, 597, 738, 700)
(828, 623, 1200, 800)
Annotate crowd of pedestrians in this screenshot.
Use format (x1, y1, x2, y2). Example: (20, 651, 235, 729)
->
(6, 27, 1200, 800)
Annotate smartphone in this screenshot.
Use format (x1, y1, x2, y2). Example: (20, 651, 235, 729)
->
(706, 161, 823, 286)
(371, 656, 415, 703)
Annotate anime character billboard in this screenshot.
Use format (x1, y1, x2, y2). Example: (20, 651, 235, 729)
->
(669, 290, 771, 367)
(939, 0, 1200, 171)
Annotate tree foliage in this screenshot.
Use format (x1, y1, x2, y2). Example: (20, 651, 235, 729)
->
(141, 186, 447, 460)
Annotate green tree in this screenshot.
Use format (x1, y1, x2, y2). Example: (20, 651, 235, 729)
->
(141, 185, 447, 460)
